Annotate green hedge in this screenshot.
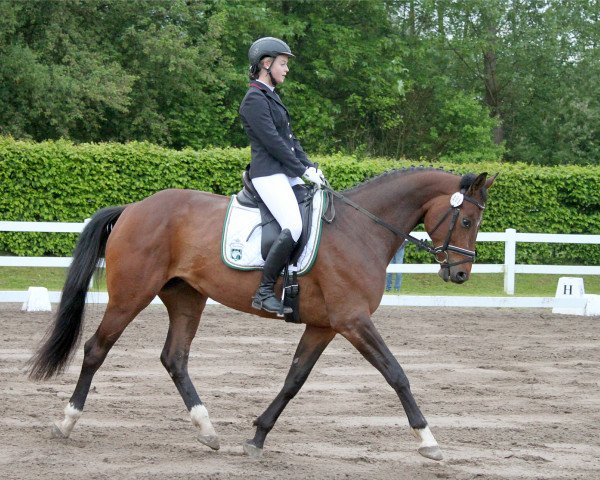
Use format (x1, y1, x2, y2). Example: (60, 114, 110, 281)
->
(1, 137, 599, 264)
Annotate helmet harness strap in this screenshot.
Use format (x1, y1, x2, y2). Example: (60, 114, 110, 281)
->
(264, 56, 278, 86)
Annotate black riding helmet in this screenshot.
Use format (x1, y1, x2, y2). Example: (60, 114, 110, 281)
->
(248, 37, 294, 83)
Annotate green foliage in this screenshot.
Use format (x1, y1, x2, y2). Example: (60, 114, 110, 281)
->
(1, 138, 598, 265)
(0, 0, 237, 149)
(3, 0, 597, 164)
(400, 0, 600, 166)
(0, 137, 248, 255)
(0, 0, 507, 163)
(0, 0, 136, 141)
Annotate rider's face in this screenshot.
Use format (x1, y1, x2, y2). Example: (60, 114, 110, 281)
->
(265, 55, 290, 84)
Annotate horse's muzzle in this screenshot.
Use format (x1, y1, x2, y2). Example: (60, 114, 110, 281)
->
(438, 265, 469, 284)
(451, 269, 469, 284)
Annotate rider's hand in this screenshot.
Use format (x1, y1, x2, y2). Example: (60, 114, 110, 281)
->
(303, 167, 323, 187)
(316, 168, 328, 186)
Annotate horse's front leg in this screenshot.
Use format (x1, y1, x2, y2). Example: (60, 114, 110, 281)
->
(244, 324, 336, 458)
(334, 313, 443, 461)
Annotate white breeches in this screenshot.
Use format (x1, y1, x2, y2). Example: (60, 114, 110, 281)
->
(252, 173, 304, 242)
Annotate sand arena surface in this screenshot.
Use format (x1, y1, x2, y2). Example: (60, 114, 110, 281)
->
(1, 304, 599, 479)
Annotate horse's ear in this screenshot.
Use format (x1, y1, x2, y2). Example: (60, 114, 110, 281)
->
(466, 172, 488, 195)
(485, 173, 498, 189)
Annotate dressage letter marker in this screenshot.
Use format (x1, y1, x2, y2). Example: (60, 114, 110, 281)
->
(21, 286, 51, 312)
(552, 277, 586, 315)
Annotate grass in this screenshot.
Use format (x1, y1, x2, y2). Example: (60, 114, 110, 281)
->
(0, 267, 72, 290)
(1, 267, 599, 297)
(397, 273, 600, 296)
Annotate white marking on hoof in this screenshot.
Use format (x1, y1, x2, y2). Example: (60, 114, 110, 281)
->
(190, 405, 219, 448)
(198, 434, 220, 450)
(418, 445, 443, 461)
(413, 426, 443, 461)
(52, 403, 82, 439)
(50, 422, 69, 438)
(243, 441, 263, 459)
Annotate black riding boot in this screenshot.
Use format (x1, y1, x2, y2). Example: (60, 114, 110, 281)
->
(252, 229, 296, 315)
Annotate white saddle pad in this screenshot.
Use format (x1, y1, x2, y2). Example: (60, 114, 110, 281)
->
(221, 191, 325, 275)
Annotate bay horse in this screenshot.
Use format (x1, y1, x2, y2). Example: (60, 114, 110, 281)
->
(29, 167, 494, 461)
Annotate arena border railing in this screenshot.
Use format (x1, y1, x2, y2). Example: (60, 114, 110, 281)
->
(1, 221, 599, 306)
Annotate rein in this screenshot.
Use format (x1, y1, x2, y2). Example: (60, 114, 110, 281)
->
(321, 182, 485, 269)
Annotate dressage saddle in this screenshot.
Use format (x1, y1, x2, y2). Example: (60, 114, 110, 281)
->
(236, 168, 316, 265)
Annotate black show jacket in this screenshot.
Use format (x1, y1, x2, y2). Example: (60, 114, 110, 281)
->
(239, 82, 315, 179)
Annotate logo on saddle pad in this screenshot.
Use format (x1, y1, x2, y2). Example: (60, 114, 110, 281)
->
(221, 192, 326, 275)
(229, 240, 244, 261)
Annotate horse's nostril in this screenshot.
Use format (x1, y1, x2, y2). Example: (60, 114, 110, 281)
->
(456, 271, 467, 281)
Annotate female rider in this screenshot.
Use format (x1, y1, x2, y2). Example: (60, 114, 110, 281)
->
(239, 37, 324, 315)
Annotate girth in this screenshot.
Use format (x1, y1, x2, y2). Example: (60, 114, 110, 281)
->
(236, 170, 316, 264)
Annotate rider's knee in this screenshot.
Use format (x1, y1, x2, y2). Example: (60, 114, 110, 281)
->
(287, 223, 302, 242)
(280, 220, 301, 242)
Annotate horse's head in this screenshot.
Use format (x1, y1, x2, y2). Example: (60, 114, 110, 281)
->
(423, 172, 496, 284)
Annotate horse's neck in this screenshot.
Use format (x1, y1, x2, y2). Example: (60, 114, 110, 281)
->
(346, 170, 451, 256)
(349, 170, 448, 221)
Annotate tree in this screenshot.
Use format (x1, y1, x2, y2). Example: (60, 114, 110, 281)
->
(0, 0, 597, 164)
(0, 0, 135, 141)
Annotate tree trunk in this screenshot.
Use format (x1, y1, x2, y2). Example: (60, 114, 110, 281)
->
(436, 1, 445, 38)
(482, 15, 504, 144)
(409, 0, 416, 37)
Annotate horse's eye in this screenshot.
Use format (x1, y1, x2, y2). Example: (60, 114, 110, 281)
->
(462, 218, 472, 228)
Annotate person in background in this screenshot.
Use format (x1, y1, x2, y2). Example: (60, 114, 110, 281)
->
(386, 243, 406, 292)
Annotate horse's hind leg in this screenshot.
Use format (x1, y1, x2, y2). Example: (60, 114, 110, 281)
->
(51, 300, 148, 438)
(244, 325, 336, 458)
(158, 280, 219, 450)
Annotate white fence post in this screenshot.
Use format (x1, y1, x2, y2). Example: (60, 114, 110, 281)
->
(504, 228, 517, 295)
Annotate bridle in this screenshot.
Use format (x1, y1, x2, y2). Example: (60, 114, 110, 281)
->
(426, 191, 486, 269)
(321, 183, 485, 270)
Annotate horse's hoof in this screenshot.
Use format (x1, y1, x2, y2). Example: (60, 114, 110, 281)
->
(418, 445, 443, 461)
(198, 434, 220, 450)
(243, 440, 263, 459)
(50, 422, 68, 439)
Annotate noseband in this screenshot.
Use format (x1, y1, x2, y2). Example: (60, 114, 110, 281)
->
(321, 184, 485, 269)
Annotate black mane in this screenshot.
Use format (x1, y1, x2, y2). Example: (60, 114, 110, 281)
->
(459, 173, 488, 203)
(344, 166, 487, 202)
(344, 166, 453, 194)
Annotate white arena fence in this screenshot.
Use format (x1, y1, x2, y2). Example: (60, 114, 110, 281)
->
(1, 221, 599, 308)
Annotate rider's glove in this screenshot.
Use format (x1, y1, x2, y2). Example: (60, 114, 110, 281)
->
(303, 167, 323, 187)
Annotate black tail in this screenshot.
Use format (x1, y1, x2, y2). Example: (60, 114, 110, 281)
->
(28, 206, 126, 380)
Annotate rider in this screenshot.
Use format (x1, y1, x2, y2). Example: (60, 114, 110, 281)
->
(239, 36, 324, 315)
